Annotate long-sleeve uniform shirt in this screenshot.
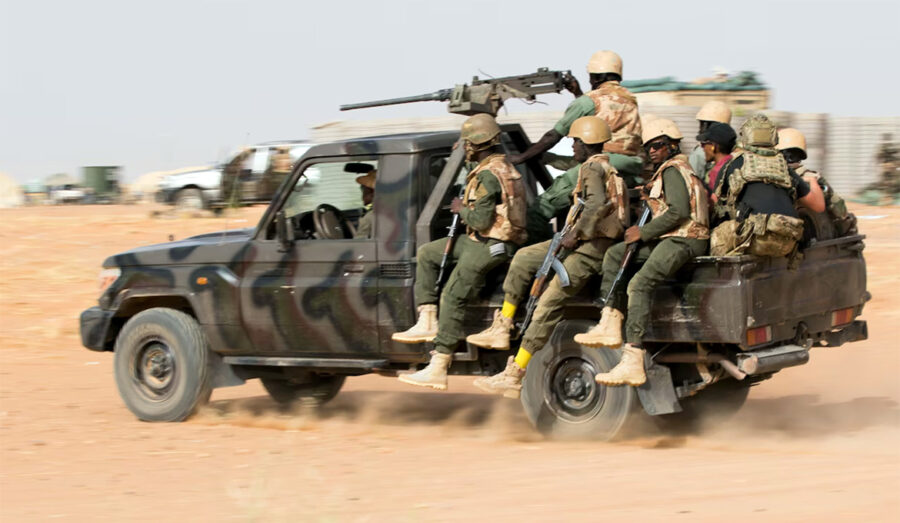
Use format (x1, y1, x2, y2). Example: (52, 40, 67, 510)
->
(459, 169, 502, 234)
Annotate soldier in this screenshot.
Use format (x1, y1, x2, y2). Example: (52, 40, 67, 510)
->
(709, 114, 825, 262)
(354, 169, 376, 239)
(392, 114, 528, 390)
(689, 101, 733, 182)
(574, 119, 710, 387)
(777, 128, 856, 237)
(507, 50, 644, 186)
(698, 122, 737, 196)
(467, 117, 627, 397)
(262, 146, 293, 198)
(221, 147, 254, 206)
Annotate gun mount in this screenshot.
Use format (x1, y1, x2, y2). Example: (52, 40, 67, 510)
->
(340, 67, 571, 116)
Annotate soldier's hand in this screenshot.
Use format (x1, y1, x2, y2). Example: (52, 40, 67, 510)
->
(449, 197, 462, 214)
(562, 73, 582, 97)
(560, 228, 578, 250)
(624, 225, 641, 244)
(507, 153, 524, 165)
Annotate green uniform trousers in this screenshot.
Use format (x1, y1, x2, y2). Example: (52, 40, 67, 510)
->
(414, 236, 513, 355)
(600, 237, 708, 345)
(515, 239, 613, 354)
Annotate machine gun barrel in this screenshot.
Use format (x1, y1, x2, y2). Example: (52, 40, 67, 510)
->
(340, 89, 453, 111)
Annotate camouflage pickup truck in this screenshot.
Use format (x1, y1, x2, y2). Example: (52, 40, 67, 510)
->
(79, 125, 869, 439)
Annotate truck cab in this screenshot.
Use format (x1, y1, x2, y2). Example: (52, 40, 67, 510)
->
(80, 126, 869, 439)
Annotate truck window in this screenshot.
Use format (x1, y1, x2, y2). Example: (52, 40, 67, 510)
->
(248, 149, 270, 174)
(277, 160, 379, 240)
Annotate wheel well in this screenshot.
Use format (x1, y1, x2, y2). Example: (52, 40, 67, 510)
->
(106, 296, 196, 351)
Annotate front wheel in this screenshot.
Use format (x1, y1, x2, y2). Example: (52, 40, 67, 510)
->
(113, 308, 212, 422)
(175, 188, 205, 211)
(261, 375, 345, 406)
(521, 320, 637, 440)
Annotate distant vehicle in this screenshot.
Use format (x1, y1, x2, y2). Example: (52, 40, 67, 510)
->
(156, 141, 312, 211)
(49, 184, 86, 204)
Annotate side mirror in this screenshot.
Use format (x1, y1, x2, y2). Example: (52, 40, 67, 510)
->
(276, 210, 295, 252)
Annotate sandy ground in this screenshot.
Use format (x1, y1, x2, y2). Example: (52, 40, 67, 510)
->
(1, 203, 898, 522)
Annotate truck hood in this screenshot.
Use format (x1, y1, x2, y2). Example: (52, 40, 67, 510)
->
(104, 228, 254, 268)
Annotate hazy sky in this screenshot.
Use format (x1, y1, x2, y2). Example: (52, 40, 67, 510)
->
(2, 0, 898, 183)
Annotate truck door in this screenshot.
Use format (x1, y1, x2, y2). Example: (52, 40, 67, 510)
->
(240, 158, 379, 357)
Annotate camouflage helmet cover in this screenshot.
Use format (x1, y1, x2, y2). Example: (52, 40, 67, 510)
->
(460, 113, 501, 145)
(776, 128, 807, 156)
(741, 113, 778, 147)
(568, 116, 612, 145)
(695, 101, 732, 124)
(642, 118, 683, 144)
(587, 50, 623, 76)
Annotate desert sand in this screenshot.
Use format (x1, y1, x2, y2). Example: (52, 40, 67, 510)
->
(1, 203, 898, 521)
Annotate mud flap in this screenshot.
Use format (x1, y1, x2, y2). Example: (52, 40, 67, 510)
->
(636, 358, 682, 416)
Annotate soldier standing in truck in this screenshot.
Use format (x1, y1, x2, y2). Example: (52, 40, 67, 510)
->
(507, 50, 644, 187)
(392, 114, 528, 390)
(467, 117, 627, 398)
(575, 119, 710, 387)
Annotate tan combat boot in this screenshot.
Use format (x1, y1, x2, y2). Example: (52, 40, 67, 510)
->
(472, 356, 526, 398)
(466, 310, 514, 350)
(398, 351, 452, 390)
(594, 344, 646, 387)
(573, 307, 624, 348)
(392, 304, 438, 344)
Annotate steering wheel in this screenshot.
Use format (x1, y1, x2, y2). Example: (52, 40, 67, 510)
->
(313, 204, 355, 239)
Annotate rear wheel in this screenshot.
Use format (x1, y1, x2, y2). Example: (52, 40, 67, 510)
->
(521, 320, 636, 440)
(261, 375, 345, 405)
(113, 308, 212, 421)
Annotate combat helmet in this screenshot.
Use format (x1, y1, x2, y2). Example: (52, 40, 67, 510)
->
(568, 116, 611, 145)
(587, 50, 623, 76)
(776, 128, 807, 159)
(461, 114, 501, 145)
(695, 101, 732, 124)
(642, 118, 683, 144)
(740, 114, 778, 148)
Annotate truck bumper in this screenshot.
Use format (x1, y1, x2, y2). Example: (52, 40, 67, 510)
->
(80, 306, 114, 352)
(821, 320, 868, 348)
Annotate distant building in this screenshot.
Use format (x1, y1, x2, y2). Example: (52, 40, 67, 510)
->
(623, 71, 770, 112)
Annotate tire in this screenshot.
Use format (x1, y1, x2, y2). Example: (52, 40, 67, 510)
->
(521, 320, 637, 440)
(113, 308, 212, 422)
(175, 188, 205, 211)
(261, 375, 345, 406)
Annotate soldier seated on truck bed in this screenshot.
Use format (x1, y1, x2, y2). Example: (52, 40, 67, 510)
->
(575, 118, 710, 387)
(392, 114, 529, 391)
(777, 128, 857, 237)
(709, 114, 825, 265)
(468, 116, 627, 398)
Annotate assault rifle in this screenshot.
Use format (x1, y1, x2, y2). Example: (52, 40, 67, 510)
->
(340, 68, 572, 116)
(598, 203, 652, 307)
(517, 197, 586, 336)
(435, 183, 467, 293)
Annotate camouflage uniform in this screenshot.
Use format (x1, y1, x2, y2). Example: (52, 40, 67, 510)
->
(795, 165, 856, 237)
(599, 154, 709, 345)
(552, 82, 644, 183)
(355, 203, 374, 239)
(509, 154, 626, 355)
(414, 154, 527, 355)
(261, 148, 293, 199)
(221, 149, 254, 205)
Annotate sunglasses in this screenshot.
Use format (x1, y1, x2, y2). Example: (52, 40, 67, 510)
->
(645, 141, 668, 151)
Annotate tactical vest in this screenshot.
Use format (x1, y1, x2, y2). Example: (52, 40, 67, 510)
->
(646, 154, 710, 240)
(571, 154, 627, 239)
(585, 82, 642, 157)
(717, 147, 794, 217)
(465, 154, 528, 245)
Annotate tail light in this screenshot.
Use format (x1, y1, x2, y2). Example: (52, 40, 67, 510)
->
(746, 325, 772, 347)
(831, 307, 855, 327)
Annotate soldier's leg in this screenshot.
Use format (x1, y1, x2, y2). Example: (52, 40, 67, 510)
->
(623, 238, 706, 345)
(433, 238, 512, 355)
(413, 238, 459, 306)
(501, 240, 552, 306)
